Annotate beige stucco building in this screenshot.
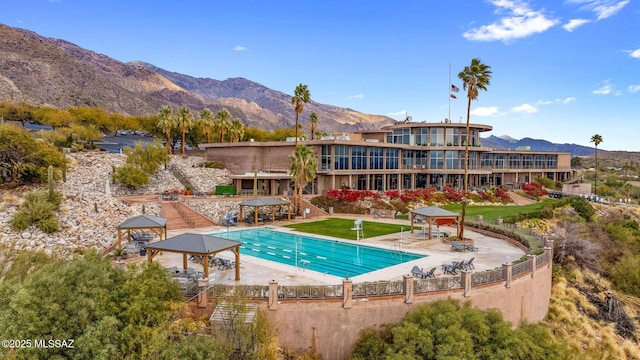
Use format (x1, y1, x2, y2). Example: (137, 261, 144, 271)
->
(201, 121, 574, 195)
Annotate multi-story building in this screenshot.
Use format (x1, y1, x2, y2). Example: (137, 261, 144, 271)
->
(201, 120, 575, 196)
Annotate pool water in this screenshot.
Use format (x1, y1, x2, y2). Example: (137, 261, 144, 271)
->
(214, 228, 425, 277)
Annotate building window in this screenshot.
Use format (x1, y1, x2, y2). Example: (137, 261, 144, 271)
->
(429, 128, 444, 146)
(522, 155, 532, 169)
(403, 150, 415, 169)
(546, 155, 557, 169)
(321, 145, 331, 171)
(468, 151, 478, 169)
(509, 154, 520, 169)
(430, 150, 444, 169)
(417, 150, 429, 168)
(369, 147, 384, 169)
(535, 155, 545, 169)
(480, 153, 493, 168)
(387, 129, 410, 144)
(334, 145, 349, 170)
(370, 174, 383, 191)
(388, 174, 398, 190)
(415, 128, 429, 146)
(403, 174, 412, 189)
(495, 154, 506, 169)
(352, 146, 366, 170)
(386, 148, 399, 169)
(445, 150, 460, 170)
(416, 173, 427, 188)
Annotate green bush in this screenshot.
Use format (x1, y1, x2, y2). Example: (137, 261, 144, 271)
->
(113, 164, 150, 189)
(9, 190, 61, 234)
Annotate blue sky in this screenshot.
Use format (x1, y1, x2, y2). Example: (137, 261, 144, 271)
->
(2, 0, 639, 151)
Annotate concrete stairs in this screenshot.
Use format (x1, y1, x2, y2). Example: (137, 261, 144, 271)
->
(161, 201, 216, 230)
(508, 192, 537, 206)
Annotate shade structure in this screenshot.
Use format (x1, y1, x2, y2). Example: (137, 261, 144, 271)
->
(238, 197, 293, 225)
(145, 233, 242, 280)
(116, 214, 168, 248)
(409, 206, 460, 239)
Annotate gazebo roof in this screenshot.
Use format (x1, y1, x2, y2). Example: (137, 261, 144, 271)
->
(118, 214, 167, 229)
(145, 233, 241, 254)
(410, 206, 459, 218)
(239, 198, 291, 207)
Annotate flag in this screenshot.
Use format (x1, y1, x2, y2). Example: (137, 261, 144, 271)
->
(450, 94, 457, 99)
(451, 84, 460, 92)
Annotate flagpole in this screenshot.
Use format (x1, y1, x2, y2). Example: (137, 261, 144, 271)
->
(448, 63, 451, 122)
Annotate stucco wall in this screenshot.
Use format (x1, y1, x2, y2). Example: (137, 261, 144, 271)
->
(265, 264, 551, 360)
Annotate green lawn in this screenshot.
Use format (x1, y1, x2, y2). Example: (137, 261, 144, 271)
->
(284, 218, 415, 241)
(441, 198, 559, 222)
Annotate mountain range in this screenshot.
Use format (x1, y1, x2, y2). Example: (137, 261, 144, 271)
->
(0, 23, 601, 156)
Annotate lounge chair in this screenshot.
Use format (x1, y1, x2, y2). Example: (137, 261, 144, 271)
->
(464, 244, 479, 252)
(423, 267, 436, 278)
(441, 264, 458, 275)
(450, 241, 466, 252)
(218, 259, 236, 270)
(451, 260, 467, 271)
(464, 257, 475, 270)
(411, 265, 425, 278)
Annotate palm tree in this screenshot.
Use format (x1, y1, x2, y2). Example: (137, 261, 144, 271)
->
(308, 112, 319, 140)
(176, 106, 194, 155)
(214, 109, 232, 143)
(590, 134, 603, 196)
(199, 108, 215, 143)
(229, 119, 245, 142)
(289, 145, 318, 215)
(457, 58, 492, 240)
(291, 84, 311, 146)
(155, 105, 175, 154)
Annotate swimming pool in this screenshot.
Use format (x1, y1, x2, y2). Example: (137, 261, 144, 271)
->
(214, 228, 425, 277)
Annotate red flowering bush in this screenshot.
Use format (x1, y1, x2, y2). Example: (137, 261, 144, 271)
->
(327, 189, 381, 202)
(495, 187, 511, 202)
(522, 181, 548, 198)
(442, 186, 464, 202)
(385, 190, 401, 199)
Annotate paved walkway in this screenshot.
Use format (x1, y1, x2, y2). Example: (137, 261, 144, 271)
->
(144, 213, 526, 287)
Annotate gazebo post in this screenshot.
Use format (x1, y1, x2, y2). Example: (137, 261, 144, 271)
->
(233, 248, 240, 281)
(203, 255, 209, 278)
(183, 253, 188, 273)
(410, 213, 414, 234)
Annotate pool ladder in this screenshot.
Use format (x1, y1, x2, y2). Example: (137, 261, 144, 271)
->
(298, 259, 310, 271)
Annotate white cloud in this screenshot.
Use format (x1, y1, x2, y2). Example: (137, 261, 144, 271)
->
(233, 45, 247, 51)
(565, 0, 630, 20)
(628, 85, 640, 93)
(463, 0, 559, 42)
(535, 97, 576, 105)
(593, 85, 612, 95)
(387, 110, 407, 116)
(512, 103, 538, 113)
(347, 94, 364, 100)
(627, 48, 640, 59)
(563, 18, 590, 31)
(557, 97, 576, 104)
(471, 106, 500, 116)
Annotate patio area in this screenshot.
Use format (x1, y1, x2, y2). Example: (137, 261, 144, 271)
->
(147, 214, 526, 287)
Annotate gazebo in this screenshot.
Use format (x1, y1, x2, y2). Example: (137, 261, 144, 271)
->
(116, 214, 168, 249)
(409, 206, 460, 239)
(239, 198, 293, 225)
(144, 233, 242, 280)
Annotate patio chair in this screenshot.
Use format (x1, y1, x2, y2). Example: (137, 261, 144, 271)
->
(411, 265, 428, 279)
(464, 257, 475, 270)
(423, 267, 436, 278)
(450, 241, 466, 252)
(441, 264, 458, 275)
(464, 244, 479, 252)
(451, 260, 467, 271)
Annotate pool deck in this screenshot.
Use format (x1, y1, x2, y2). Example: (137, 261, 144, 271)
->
(150, 214, 525, 286)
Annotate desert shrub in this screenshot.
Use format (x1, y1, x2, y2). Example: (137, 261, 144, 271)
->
(534, 176, 556, 189)
(389, 198, 409, 214)
(607, 253, 640, 297)
(349, 299, 569, 359)
(570, 197, 595, 221)
(326, 189, 381, 202)
(10, 190, 61, 234)
(494, 187, 511, 202)
(310, 195, 368, 214)
(198, 161, 224, 169)
(113, 164, 150, 189)
(123, 141, 168, 174)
